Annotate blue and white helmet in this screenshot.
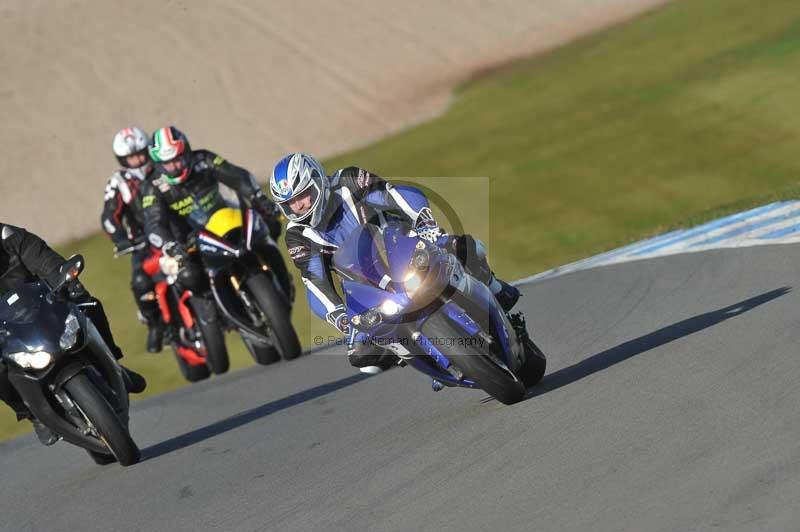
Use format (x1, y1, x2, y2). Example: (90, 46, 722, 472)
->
(270, 153, 330, 227)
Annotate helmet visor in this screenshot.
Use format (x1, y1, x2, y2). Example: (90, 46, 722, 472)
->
(278, 182, 320, 221)
(117, 149, 149, 169)
(161, 153, 191, 178)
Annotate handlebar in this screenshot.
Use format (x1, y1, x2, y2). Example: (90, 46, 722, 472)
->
(114, 241, 147, 258)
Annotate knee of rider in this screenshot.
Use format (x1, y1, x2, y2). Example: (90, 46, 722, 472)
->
(131, 272, 153, 294)
(178, 263, 205, 289)
(449, 234, 491, 281)
(447, 234, 471, 262)
(0, 367, 13, 400)
(472, 237, 487, 261)
(458, 234, 488, 262)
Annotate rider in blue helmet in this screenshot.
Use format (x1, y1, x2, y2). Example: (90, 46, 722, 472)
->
(270, 153, 522, 374)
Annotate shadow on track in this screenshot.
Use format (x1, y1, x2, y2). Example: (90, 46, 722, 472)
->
(530, 286, 791, 398)
(141, 372, 370, 461)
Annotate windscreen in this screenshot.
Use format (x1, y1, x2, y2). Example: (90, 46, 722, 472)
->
(333, 224, 390, 287)
(0, 283, 47, 324)
(184, 187, 242, 234)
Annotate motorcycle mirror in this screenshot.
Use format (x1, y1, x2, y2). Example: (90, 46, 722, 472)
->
(51, 254, 85, 292)
(62, 254, 85, 281)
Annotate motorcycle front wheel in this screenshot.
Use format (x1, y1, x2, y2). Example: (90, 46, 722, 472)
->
(63, 373, 140, 466)
(188, 296, 229, 374)
(422, 310, 526, 405)
(245, 274, 302, 360)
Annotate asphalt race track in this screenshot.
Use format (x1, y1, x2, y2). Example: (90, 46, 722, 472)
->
(2, 244, 800, 532)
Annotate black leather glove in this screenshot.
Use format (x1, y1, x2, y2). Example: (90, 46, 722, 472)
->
(162, 241, 182, 258)
(251, 193, 282, 239)
(114, 238, 134, 254)
(266, 217, 282, 240)
(251, 192, 276, 216)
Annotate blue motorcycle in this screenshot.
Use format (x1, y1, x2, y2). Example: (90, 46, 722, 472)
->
(333, 223, 546, 405)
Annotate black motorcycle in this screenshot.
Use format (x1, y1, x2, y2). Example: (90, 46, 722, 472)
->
(194, 207, 302, 361)
(0, 256, 140, 465)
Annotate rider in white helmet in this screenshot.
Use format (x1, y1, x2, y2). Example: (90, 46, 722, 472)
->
(100, 127, 164, 353)
(270, 153, 521, 374)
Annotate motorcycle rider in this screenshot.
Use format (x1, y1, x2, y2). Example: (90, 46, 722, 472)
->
(140, 126, 291, 300)
(0, 224, 147, 445)
(269, 153, 522, 374)
(100, 126, 165, 353)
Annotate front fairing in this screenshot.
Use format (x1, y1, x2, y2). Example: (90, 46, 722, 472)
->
(180, 185, 240, 233)
(0, 283, 72, 366)
(334, 223, 454, 318)
(332, 225, 391, 288)
(334, 222, 521, 378)
(197, 232, 240, 272)
(197, 208, 267, 273)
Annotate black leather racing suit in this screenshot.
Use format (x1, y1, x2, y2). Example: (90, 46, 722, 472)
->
(100, 170, 160, 326)
(141, 149, 291, 296)
(0, 224, 126, 419)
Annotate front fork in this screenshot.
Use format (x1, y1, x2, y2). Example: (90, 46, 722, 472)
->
(229, 272, 264, 329)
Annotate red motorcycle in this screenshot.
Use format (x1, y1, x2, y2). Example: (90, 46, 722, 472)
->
(114, 240, 230, 382)
(140, 248, 229, 382)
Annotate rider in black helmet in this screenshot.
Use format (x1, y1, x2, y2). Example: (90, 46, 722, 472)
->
(140, 126, 292, 301)
(0, 224, 146, 445)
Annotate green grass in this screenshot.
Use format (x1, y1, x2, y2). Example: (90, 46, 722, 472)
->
(6, 0, 800, 440)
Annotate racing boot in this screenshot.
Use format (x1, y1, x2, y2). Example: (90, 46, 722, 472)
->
(142, 309, 165, 353)
(31, 418, 60, 446)
(146, 323, 164, 354)
(348, 340, 399, 374)
(121, 366, 147, 394)
(446, 235, 520, 311)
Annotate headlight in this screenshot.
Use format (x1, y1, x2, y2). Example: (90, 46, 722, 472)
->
(380, 299, 401, 316)
(351, 299, 403, 330)
(351, 309, 382, 329)
(59, 312, 81, 351)
(8, 351, 53, 370)
(159, 255, 181, 277)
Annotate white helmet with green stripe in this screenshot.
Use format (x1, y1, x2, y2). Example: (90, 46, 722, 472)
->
(149, 126, 192, 185)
